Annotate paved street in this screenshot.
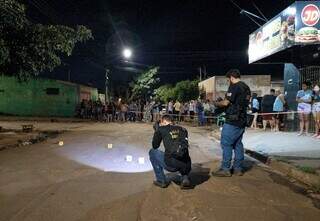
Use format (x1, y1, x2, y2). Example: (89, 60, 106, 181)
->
(0, 122, 320, 221)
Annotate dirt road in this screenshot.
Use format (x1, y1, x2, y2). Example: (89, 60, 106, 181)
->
(0, 122, 319, 221)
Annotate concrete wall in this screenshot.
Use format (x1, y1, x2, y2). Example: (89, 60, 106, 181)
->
(199, 75, 273, 100)
(198, 77, 215, 101)
(0, 75, 98, 117)
(79, 85, 98, 102)
(271, 81, 284, 93)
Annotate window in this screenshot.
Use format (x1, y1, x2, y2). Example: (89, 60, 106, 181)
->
(46, 88, 60, 95)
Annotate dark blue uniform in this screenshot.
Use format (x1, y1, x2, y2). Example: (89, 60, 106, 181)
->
(221, 81, 251, 172)
(150, 124, 191, 183)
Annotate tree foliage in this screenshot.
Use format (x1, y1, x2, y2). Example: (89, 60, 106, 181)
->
(175, 80, 199, 102)
(154, 85, 176, 102)
(0, 0, 93, 79)
(130, 67, 160, 100)
(154, 80, 199, 103)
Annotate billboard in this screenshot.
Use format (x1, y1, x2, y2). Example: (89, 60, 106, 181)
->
(248, 1, 320, 64)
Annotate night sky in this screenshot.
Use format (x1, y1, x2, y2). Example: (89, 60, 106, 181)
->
(23, 0, 296, 90)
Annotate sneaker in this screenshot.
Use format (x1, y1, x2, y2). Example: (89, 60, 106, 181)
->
(211, 169, 232, 177)
(312, 134, 318, 138)
(233, 170, 244, 176)
(297, 132, 304, 136)
(317, 135, 320, 139)
(153, 180, 170, 188)
(180, 175, 191, 189)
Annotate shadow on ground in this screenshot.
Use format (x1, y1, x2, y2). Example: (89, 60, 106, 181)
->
(242, 160, 255, 172)
(167, 160, 256, 189)
(167, 163, 211, 189)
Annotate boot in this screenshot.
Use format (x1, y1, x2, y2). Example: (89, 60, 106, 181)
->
(180, 175, 191, 189)
(153, 180, 170, 188)
(211, 169, 232, 177)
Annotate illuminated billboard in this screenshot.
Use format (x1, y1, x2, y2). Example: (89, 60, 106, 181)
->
(248, 1, 320, 64)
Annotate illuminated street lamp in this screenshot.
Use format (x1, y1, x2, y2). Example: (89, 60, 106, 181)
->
(123, 48, 132, 59)
(105, 48, 134, 102)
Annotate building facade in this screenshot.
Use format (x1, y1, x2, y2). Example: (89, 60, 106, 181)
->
(0, 75, 98, 117)
(199, 75, 276, 101)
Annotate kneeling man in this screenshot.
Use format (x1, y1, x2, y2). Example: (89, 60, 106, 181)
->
(149, 115, 192, 189)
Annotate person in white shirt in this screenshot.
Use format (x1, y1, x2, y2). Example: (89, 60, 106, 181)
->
(189, 100, 195, 119)
(168, 100, 173, 115)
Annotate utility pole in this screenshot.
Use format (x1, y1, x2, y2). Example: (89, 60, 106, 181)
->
(105, 69, 110, 103)
(67, 69, 71, 82)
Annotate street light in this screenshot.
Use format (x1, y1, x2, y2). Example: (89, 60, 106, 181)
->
(105, 48, 134, 102)
(123, 48, 132, 59)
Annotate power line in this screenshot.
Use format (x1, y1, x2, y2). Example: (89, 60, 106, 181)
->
(252, 1, 268, 22)
(229, 0, 262, 27)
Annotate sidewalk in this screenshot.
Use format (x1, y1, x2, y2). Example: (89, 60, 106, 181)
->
(243, 130, 320, 157)
(243, 130, 320, 171)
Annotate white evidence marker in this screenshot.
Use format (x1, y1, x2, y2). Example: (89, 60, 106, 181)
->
(107, 143, 113, 149)
(126, 155, 133, 162)
(138, 157, 145, 164)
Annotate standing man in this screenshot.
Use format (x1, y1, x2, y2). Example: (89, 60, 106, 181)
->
(196, 100, 205, 126)
(168, 100, 174, 115)
(189, 100, 195, 120)
(212, 69, 251, 177)
(261, 89, 277, 131)
(149, 115, 192, 189)
(174, 100, 181, 121)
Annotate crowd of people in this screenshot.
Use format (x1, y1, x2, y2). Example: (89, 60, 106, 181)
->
(249, 81, 320, 139)
(76, 98, 221, 126)
(75, 81, 320, 138)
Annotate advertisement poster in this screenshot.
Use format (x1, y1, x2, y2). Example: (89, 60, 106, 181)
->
(248, 1, 320, 64)
(295, 1, 320, 44)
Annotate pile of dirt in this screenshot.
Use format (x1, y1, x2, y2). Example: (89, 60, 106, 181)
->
(0, 130, 61, 151)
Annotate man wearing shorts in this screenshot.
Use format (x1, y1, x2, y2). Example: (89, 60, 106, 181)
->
(273, 90, 286, 132)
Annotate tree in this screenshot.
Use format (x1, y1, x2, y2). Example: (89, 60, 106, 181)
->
(0, 0, 93, 79)
(175, 80, 199, 102)
(130, 67, 160, 100)
(154, 84, 176, 102)
(154, 79, 200, 103)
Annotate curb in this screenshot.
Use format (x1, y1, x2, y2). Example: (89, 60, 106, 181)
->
(210, 130, 320, 190)
(0, 116, 91, 123)
(268, 160, 320, 189)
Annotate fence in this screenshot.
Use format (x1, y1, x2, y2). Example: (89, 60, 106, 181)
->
(299, 66, 320, 133)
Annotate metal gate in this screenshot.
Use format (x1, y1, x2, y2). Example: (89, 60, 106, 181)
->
(300, 66, 320, 86)
(299, 66, 320, 133)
